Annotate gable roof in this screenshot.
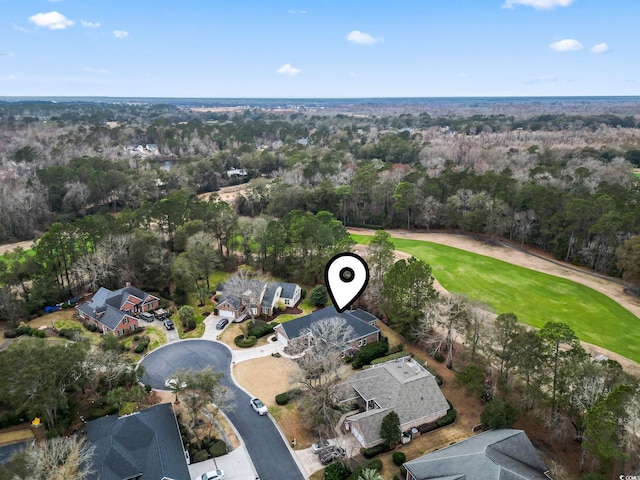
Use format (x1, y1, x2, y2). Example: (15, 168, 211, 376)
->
(77, 303, 128, 330)
(261, 283, 281, 309)
(278, 282, 299, 299)
(277, 306, 379, 343)
(105, 286, 157, 310)
(86, 403, 189, 480)
(404, 429, 549, 480)
(334, 357, 449, 446)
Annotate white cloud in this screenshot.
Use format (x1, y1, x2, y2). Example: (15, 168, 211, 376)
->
(346, 30, 382, 45)
(81, 20, 100, 28)
(12, 23, 31, 33)
(276, 64, 302, 76)
(288, 9, 307, 14)
(525, 75, 558, 84)
(28, 11, 74, 30)
(113, 30, 129, 39)
(83, 67, 110, 75)
(591, 42, 609, 54)
(549, 38, 583, 52)
(503, 0, 574, 9)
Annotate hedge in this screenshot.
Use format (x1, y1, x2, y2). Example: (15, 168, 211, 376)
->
(234, 335, 257, 348)
(370, 352, 412, 365)
(352, 341, 389, 369)
(436, 400, 457, 428)
(360, 443, 390, 459)
(275, 387, 303, 406)
(3, 330, 17, 338)
(248, 321, 275, 338)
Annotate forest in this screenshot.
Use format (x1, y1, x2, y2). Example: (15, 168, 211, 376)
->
(1, 99, 640, 477)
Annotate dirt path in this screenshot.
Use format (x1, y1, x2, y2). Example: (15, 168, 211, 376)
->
(0, 240, 34, 256)
(199, 179, 272, 204)
(351, 228, 640, 377)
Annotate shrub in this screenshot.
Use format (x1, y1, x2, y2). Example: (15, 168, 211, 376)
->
(16, 325, 31, 336)
(436, 401, 457, 428)
(208, 440, 227, 457)
(324, 461, 351, 480)
(0, 411, 26, 429)
(187, 317, 196, 330)
(433, 352, 445, 363)
(275, 392, 290, 405)
(300, 288, 307, 299)
(481, 398, 517, 430)
(248, 321, 275, 338)
(370, 352, 412, 365)
(86, 323, 98, 332)
(3, 329, 17, 338)
(32, 330, 46, 338)
(144, 384, 152, 393)
(392, 452, 406, 466)
(58, 328, 79, 340)
(133, 335, 140, 341)
(192, 450, 208, 463)
(89, 404, 118, 420)
(309, 285, 328, 307)
(367, 459, 383, 471)
(234, 335, 257, 348)
(352, 341, 389, 369)
(360, 443, 390, 459)
(134, 339, 150, 354)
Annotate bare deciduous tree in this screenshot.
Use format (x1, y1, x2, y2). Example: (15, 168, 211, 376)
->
(25, 435, 95, 480)
(292, 317, 354, 439)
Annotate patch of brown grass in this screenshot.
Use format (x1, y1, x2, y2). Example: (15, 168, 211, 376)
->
(0, 428, 34, 446)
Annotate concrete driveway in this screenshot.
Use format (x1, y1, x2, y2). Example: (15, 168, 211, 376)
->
(140, 340, 305, 480)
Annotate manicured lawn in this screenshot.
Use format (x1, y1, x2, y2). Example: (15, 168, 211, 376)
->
(272, 294, 316, 323)
(352, 234, 640, 363)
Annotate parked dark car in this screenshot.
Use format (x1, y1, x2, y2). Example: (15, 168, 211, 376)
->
(164, 319, 174, 330)
(319, 446, 345, 465)
(216, 318, 229, 330)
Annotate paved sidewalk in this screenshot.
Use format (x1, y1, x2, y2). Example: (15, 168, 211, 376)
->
(188, 444, 258, 480)
(201, 314, 287, 364)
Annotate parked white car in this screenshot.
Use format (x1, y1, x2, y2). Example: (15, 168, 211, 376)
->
(250, 397, 268, 415)
(194, 470, 224, 480)
(311, 438, 336, 454)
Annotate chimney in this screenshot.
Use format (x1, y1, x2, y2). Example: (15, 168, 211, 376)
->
(125, 281, 131, 288)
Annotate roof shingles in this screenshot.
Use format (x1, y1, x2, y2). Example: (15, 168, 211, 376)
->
(86, 403, 189, 480)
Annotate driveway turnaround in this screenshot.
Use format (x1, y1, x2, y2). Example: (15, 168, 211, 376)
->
(140, 340, 305, 480)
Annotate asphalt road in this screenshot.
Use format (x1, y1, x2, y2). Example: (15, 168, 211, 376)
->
(140, 340, 305, 480)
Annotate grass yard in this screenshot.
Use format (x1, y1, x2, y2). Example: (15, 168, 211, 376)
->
(352, 234, 640, 363)
(274, 294, 316, 323)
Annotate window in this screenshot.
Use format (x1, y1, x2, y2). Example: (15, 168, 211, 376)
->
(123, 318, 128, 324)
(362, 338, 367, 346)
(118, 329, 124, 336)
(130, 325, 136, 331)
(357, 339, 363, 347)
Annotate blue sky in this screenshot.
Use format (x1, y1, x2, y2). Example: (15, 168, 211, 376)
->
(0, 0, 637, 97)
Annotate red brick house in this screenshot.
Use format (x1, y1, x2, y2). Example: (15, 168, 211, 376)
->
(76, 285, 159, 335)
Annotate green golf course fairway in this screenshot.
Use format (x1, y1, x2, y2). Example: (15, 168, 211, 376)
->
(352, 234, 640, 363)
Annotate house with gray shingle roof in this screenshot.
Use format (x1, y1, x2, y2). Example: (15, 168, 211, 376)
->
(86, 402, 190, 480)
(404, 429, 550, 480)
(76, 284, 159, 335)
(334, 357, 449, 448)
(274, 306, 380, 353)
(214, 280, 301, 320)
